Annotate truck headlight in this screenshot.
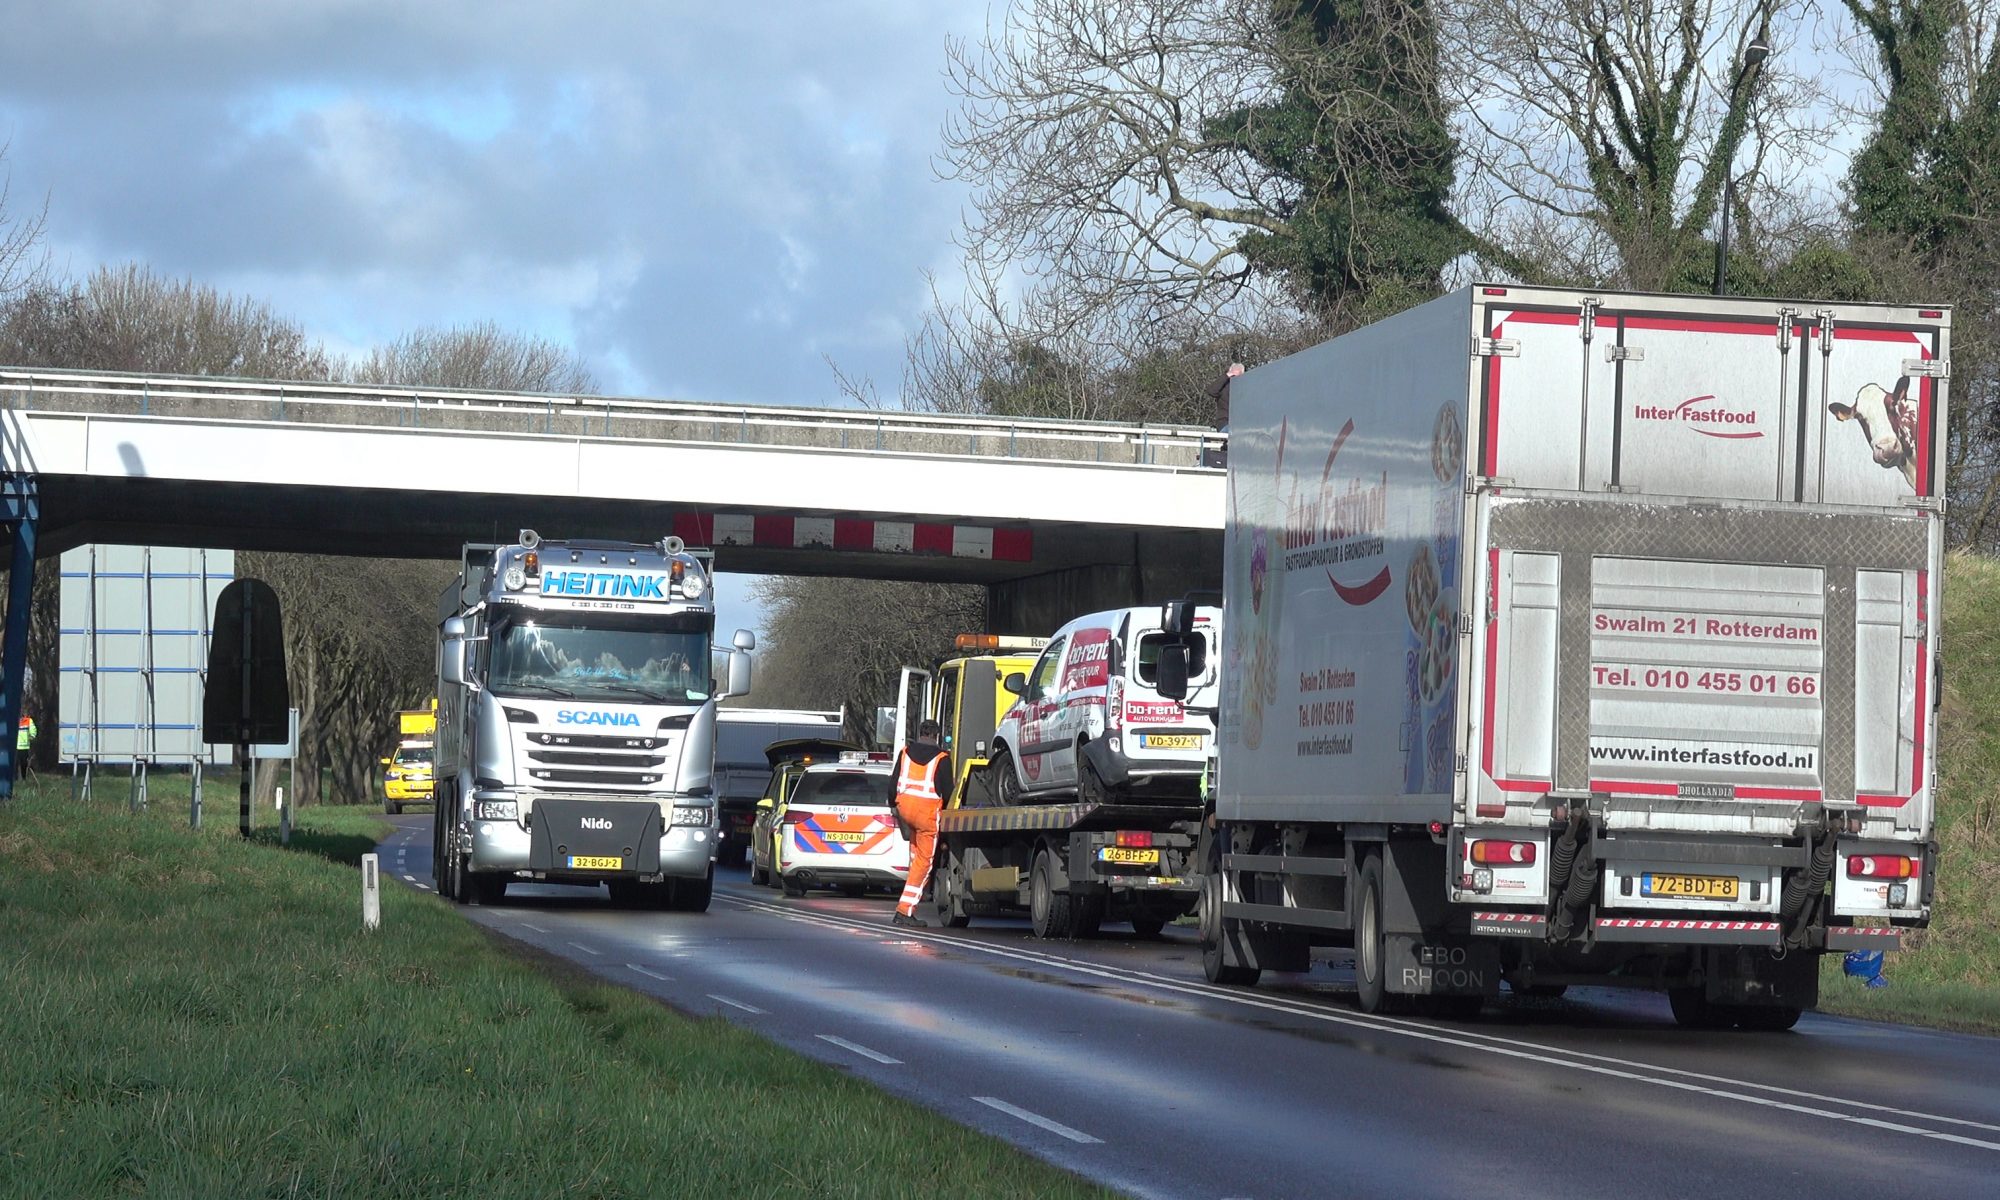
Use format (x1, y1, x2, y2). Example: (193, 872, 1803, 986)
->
(503, 565, 526, 591)
(476, 800, 518, 821)
(679, 572, 707, 600)
(672, 805, 712, 827)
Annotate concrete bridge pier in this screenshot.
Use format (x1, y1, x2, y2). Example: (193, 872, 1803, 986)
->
(984, 529, 1220, 637)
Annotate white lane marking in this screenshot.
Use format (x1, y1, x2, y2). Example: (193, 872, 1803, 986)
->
(401, 874, 416, 881)
(708, 994, 767, 1014)
(971, 1096, 1102, 1144)
(626, 963, 673, 982)
(816, 1034, 902, 1064)
(521, 923, 549, 934)
(413, 883, 431, 891)
(719, 894, 2000, 1152)
(567, 942, 601, 956)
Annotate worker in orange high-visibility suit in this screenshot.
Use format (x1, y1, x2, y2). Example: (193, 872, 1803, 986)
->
(891, 719, 952, 928)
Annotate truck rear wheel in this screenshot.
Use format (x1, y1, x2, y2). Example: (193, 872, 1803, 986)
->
(1030, 848, 1077, 938)
(1667, 986, 1732, 1030)
(1199, 837, 1259, 985)
(468, 873, 507, 906)
(1354, 853, 1403, 1015)
(1727, 1003, 1803, 1032)
(1131, 916, 1167, 938)
(937, 848, 972, 928)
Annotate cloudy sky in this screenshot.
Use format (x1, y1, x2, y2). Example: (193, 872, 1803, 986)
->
(0, 1, 1001, 639)
(0, 0, 987, 407)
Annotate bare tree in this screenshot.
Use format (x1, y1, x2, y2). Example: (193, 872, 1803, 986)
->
(943, 0, 1494, 320)
(750, 576, 987, 741)
(1440, 0, 1839, 291)
(352, 320, 595, 394)
(0, 145, 47, 302)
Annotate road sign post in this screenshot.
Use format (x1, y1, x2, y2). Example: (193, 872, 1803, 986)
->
(201, 580, 290, 838)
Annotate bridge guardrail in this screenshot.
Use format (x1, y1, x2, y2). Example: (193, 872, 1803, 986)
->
(0, 368, 1226, 470)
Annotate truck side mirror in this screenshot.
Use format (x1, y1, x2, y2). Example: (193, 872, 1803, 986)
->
(1003, 672, 1027, 697)
(441, 638, 467, 686)
(723, 649, 754, 699)
(1156, 644, 1191, 701)
(732, 628, 757, 652)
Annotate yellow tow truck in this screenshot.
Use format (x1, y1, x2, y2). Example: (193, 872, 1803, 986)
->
(382, 700, 437, 815)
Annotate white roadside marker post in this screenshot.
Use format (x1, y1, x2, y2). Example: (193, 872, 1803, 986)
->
(278, 785, 289, 845)
(362, 852, 381, 931)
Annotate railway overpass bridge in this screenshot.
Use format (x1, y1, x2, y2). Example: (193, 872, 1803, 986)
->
(0, 368, 1226, 632)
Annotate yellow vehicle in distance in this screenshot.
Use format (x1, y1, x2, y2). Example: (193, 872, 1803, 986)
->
(383, 700, 437, 815)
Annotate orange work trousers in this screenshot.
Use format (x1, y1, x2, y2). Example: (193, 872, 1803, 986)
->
(895, 796, 942, 917)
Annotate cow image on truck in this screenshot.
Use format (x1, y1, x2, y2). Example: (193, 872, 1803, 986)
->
(432, 530, 756, 910)
(1159, 285, 1942, 1028)
(921, 618, 1214, 938)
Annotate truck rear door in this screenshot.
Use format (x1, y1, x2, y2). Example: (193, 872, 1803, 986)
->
(1471, 291, 1942, 836)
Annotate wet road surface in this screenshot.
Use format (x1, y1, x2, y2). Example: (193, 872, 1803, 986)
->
(379, 817, 2000, 1199)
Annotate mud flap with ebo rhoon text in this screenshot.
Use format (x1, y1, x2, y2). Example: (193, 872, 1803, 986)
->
(1384, 935, 1501, 997)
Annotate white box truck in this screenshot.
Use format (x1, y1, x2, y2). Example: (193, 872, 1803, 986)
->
(1161, 285, 1943, 1029)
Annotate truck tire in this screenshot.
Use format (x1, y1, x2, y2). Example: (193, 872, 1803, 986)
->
(990, 748, 1025, 806)
(1354, 853, 1404, 1015)
(1030, 848, 1077, 939)
(1728, 1003, 1803, 1032)
(1079, 758, 1112, 805)
(1131, 916, 1167, 938)
(669, 868, 714, 913)
(386, 799, 401, 815)
(468, 873, 507, 906)
(1199, 838, 1260, 986)
(937, 848, 972, 928)
(1667, 986, 1732, 1030)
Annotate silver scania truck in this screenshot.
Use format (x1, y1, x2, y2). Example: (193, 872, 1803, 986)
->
(432, 530, 755, 910)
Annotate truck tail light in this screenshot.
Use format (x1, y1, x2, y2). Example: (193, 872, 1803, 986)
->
(1115, 830, 1153, 848)
(1847, 854, 1917, 879)
(1469, 839, 1536, 866)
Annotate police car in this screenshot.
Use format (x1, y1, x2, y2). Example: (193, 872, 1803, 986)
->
(775, 752, 909, 898)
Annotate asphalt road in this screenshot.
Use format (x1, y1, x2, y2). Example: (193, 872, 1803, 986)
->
(379, 816, 2000, 1199)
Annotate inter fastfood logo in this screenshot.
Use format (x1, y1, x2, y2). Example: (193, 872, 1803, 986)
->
(1279, 418, 1391, 605)
(1634, 395, 1762, 439)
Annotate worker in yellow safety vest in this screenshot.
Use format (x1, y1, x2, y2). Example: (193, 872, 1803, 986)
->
(891, 719, 951, 927)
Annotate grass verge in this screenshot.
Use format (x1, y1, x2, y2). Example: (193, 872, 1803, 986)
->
(0, 777, 1110, 1199)
(1814, 552, 2000, 1035)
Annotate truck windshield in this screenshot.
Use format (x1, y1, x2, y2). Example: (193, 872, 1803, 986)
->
(489, 612, 715, 704)
(395, 746, 434, 767)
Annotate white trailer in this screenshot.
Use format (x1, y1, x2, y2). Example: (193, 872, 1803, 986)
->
(1167, 285, 1943, 1028)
